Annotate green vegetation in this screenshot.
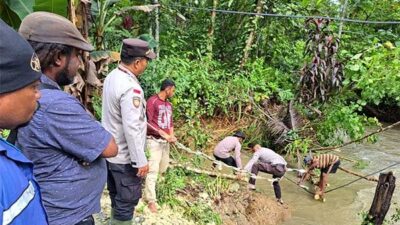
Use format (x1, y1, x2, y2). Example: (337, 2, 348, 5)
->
(156, 167, 226, 224)
(1, 0, 400, 223)
(353, 160, 369, 170)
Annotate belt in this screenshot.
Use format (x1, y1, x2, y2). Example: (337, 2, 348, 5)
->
(147, 135, 167, 143)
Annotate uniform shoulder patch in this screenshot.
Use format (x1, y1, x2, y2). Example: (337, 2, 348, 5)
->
(132, 96, 141, 108)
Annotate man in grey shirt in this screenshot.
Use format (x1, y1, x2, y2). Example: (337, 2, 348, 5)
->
(244, 143, 287, 204)
(213, 131, 245, 168)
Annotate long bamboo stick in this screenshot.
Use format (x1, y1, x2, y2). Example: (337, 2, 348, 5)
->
(339, 167, 378, 182)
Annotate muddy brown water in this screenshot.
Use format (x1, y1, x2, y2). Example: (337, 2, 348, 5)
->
(252, 125, 400, 225)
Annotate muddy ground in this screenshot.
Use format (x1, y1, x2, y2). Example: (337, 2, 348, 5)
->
(95, 183, 290, 225)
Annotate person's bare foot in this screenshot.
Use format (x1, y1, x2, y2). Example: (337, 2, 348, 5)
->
(148, 202, 158, 213)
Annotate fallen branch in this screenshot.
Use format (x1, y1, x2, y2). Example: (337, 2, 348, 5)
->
(311, 120, 400, 151)
(339, 167, 378, 182)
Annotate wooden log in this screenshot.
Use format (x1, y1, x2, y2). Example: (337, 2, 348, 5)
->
(363, 172, 396, 225)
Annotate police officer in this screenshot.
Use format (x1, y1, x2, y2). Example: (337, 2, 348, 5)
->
(16, 12, 118, 225)
(102, 39, 156, 224)
(0, 19, 48, 225)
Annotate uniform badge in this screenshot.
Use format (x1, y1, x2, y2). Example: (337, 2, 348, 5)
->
(132, 96, 141, 108)
(31, 53, 41, 72)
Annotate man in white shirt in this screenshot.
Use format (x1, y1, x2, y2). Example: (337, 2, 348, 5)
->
(244, 143, 287, 204)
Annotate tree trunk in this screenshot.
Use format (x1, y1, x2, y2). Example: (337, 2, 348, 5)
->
(240, 0, 264, 69)
(207, 0, 218, 59)
(338, 0, 348, 39)
(152, 0, 160, 58)
(363, 172, 396, 225)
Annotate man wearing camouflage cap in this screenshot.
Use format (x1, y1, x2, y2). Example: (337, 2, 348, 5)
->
(16, 12, 118, 225)
(0, 19, 48, 225)
(102, 38, 156, 224)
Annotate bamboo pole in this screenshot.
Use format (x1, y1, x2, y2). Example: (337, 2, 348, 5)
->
(170, 162, 246, 182)
(339, 167, 378, 182)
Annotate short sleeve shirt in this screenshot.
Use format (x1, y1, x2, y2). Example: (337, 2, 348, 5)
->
(16, 75, 112, 225)
(146, 94, 173, 138)
(102, 66, 148, 168)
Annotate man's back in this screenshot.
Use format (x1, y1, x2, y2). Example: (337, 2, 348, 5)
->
(17, 75, 111, 225)
(257, 148, 287, 165)
(214, 136, 240, 157)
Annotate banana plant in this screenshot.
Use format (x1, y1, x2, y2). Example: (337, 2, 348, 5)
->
(91, 0, 159, 50)
(0, 0, 67, 28)
(91, 0, 121, 50)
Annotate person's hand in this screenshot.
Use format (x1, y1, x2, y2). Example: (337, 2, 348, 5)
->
(137, 164, 149, 177)
(167, 135, 177, 143)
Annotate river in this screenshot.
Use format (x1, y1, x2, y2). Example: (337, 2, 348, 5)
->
(257, 126, 400, 225)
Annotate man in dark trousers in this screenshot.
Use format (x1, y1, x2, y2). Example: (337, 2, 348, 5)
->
(244, 143, 287, 204)
(16, 12, 117, 225)
(144, 79, 177, 213)
(102, 38, 156, 225)
(213, 131, 246, 169)
(0, 19, 48, 225)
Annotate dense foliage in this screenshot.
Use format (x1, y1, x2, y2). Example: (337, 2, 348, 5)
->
(1, 0, 399, 223)
(2, 0, 399, 149)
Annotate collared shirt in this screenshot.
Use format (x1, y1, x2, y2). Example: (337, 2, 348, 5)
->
(244, 147, 287, 172)
(146, 94, 173, 138)
(0, 138, 48, 225)
(102, 65, 148, 167)
(16, 74, 111, 225)
(213, 136, 242, 168)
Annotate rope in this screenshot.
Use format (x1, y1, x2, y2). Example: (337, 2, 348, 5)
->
(282, 161, 400, 195)
(175, 142, 298, 182)
(174, 142, 270, 180)
(175, 142, 400, 195)
(325, 161, 400, 193)
(168, 4, 400, 25)
(284, 175, 314, 195)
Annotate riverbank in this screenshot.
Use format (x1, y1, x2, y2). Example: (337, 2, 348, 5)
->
(95, 183, 291, 225)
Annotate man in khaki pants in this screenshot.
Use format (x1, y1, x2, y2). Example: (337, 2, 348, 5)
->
(145, 79, 177, 213)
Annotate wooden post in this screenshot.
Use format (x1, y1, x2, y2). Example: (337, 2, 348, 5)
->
(363, 172, 396, 225)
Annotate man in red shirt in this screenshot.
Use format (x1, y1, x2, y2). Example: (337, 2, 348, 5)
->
(144, 79, 177, 213)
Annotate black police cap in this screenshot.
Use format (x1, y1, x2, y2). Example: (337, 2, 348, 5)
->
(0, 19, 41, 94)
